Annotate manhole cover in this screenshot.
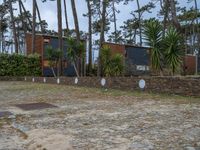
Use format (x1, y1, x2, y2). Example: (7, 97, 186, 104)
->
(0, 111, 13, 118)
(15, 102, 57, 111)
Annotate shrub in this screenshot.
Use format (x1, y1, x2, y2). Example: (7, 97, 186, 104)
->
(0, 53, 41, 76)
(143, 19, 163, 72)
(163, 27, 183, 75)
(45, 46, 62, 77)
(101, 46, 124, 77)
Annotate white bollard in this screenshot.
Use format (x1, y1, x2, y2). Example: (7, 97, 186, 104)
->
(101, 78, 106, 87)
(139, 79, 146, 90)
(75, 77, 78, 84)
(43, 78, 46, 83)
(57, 78, 60, 84)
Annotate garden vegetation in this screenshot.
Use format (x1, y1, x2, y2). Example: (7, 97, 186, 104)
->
(0, 53, 41, 76)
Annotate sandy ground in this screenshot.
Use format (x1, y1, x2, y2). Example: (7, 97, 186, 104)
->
(0, 81, 200, 150)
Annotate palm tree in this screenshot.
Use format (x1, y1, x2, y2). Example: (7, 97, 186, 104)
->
(66, 38, 85, 77)
(143, 19, 163, 73)
(46, 46, 62, 78)
(101, 46, 124, 76)
(110, 54, 124, 76)
(163, 27, 183, 75)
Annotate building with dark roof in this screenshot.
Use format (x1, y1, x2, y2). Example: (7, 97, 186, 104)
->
(25, 33, 86, 76)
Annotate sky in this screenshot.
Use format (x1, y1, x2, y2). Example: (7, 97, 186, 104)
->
(0, 0, 197, 58)
(0, 0, 196, 36)
(17, 0, 194, 32)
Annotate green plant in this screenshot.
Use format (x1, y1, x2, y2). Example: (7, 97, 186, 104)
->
(110, 54, 124, 76)
(66, 37, 85, 77)
(143, 19, 163, 72)
(45, 46, 62, 78)
(101, 46, 124, 76)
(27, 53, 41, 76)
(163, 27, 183, 75)
(0, 53, 41, 76)
(101, 46, 111, 76)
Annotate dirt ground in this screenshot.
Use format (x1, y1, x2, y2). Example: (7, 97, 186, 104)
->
(0, 81, 200, 150)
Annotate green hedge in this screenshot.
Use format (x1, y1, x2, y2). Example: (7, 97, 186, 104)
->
(0, 53, 42, 76)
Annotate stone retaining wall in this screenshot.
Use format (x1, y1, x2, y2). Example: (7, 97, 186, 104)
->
(23, 76, 200, 97)
(0, 76, 24, 81)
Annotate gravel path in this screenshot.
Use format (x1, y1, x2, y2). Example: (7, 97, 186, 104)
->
(0, 81, 200, 150)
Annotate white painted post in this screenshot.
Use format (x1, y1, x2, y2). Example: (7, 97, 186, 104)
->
(57, 78, 60, 84)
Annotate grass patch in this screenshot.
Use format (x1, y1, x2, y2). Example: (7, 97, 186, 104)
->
(65, 85, 200, 104)
(2, 81, 199, 104)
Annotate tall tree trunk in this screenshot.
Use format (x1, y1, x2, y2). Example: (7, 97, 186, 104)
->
(57, 0, 62, 50)
(87, 0, 92, 74)
(112, 1, 117, 43)
(71, 0, 80, 42)
(63, 0, 69, 33)
(98, 0, 107, 76)
(18, 1, 27, 33)
(194, 0, 200, 50)
(9, 0, 19, 53)
(18, 0, 27, 54)
(160, 0, 169, 37)
(73, 62, 80, 77)
(136, 0, 142, 46)
(19, 0, 33, 29)
(1, 32, 5, 53)
(35, 1, 44, 33)
(0, 16, 2, 53)
(71, 0, 82, 76)
(194, 0, 199, 73)
(169, 0, 181, 32)
(32, 0, 36, 54)
(57, 0, 62, 77)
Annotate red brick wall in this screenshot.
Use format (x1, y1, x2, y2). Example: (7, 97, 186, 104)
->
(25, 33, 44, 56)
(184, 55, 196, 75)
(103, 43, 126, 56)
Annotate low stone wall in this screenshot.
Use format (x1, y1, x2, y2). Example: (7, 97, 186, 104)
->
(23, 76, 200, 97)
(0, 76, 24, 81)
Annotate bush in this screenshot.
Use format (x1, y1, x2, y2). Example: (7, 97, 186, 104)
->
(101, 46, 124, 77)
(0, 53, 41, 76)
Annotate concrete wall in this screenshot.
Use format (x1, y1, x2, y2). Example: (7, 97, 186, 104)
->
(23, 76, 200, 97)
